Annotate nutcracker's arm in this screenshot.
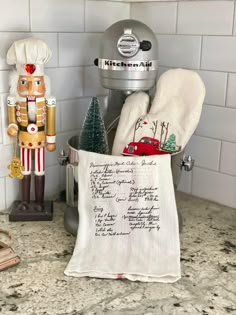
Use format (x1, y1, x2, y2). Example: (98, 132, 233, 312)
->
(46, 97, 56, 152)
(7, 96, 18, 137)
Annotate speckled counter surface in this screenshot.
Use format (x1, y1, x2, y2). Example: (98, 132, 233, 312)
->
(0, 192, 235, 315)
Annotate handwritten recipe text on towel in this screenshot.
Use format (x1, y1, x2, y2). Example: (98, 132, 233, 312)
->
(89, 160, 161, 237)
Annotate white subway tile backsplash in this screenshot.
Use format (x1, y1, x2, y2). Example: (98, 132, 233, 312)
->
(0, 177, 6, 211)
(1, 94, 12, 145)
(220, 141, 236, 176)
(185, 135, 221, 171)
(0, 0, 29, 32)
(157, 35, 201, 69)
(84, 66, 108, 97)
(226, 73, 236, 108)
(131, 2, 177, 34)
(5, 176, 20, 209)
(0, 71, 10, 94)
(0, 144, 13, 177)
(45, 150, 59, 169)
(46, 67, 83, 101)
(60, 97, 90, 132)
(0, 102, 2, 144)
(192, 167, 236, 208)
(196, 105, 236, 142)
(177, 171, 192, 194)
(198, 70, 227, 106)
(30, 0, 84, 32)
(177, 1, 234, 35)
(202, 36, 236, 72)
(233, 6, 236, 35)
(59, 33, 103, 67)
(85, 1, 130, 32)
(45, 165, 60, 198)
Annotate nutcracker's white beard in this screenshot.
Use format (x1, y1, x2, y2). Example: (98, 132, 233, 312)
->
(28, 101, 36, 122)
(9, 70, 51, 99)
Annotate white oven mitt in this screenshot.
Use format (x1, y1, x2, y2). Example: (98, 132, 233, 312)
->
(112, 68, 206, 156)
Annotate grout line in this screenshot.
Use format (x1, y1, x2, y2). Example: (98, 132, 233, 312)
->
(232, 0, 236, 35)
(130, 1, 133, 19)
(194, 130, 236, 144)
(57, 33, 60, 67)
(192, 133, 221, 143)
(84, 0, 86, 32)
(156, 32, 236, 37)
(218, 136, 236, 144)
(129, 1, 131, 19)
(218, 140, 222, 172)
(204, 102, 236, 110)
(175, 1, 179, 35)
(157, 64, 236, 76)
(46, 65, 86, 70)
(55, 94, 108, 103)
(0, 30, 100, 34)
(2, 31, 235, 37)
(28, 0, 31, 32)
(225, 104, 236, 109)
(203, 102, 229, 109)
(82, 66, 85, 98)
(199, 35, 203, 70)
(191, 165, 236, 179)
(200, 67, 236, 74)
(159, 66, 229, 76)
(224, 72, 229, 107)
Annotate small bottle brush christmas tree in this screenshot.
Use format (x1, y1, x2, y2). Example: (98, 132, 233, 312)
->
(79, 97, 109, 154)
(162, 134, 176, 152)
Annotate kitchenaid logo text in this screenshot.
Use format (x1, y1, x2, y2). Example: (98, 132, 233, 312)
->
(104, 60, 152, 67)
(98, 59, 158, 71)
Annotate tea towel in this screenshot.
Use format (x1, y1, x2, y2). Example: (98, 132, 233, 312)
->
(65, 150, 181, 282)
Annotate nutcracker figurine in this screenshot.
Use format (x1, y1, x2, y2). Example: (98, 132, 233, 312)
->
(6, 38, 56, 221)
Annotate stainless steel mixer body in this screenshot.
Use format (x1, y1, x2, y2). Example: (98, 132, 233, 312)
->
(94, 19, 159, 91)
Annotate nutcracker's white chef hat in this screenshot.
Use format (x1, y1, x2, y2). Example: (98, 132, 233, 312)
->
(6, 37, 51, 76)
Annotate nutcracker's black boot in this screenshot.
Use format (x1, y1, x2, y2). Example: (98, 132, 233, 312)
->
(35, 175, 45, 212)
(18, 175, 31, 211)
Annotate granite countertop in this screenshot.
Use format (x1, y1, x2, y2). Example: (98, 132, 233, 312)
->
(0, 192, 235, 315)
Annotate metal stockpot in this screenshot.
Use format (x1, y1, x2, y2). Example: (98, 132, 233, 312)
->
(60, 134, 194, 235)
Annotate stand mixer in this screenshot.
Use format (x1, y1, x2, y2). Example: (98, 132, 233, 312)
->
(59, 19, 194, 235)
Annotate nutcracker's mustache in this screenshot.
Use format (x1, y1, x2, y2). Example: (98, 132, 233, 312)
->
(20, 91, 42, 96)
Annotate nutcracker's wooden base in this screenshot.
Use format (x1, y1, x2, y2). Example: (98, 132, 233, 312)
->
(9, 200, 53, 222)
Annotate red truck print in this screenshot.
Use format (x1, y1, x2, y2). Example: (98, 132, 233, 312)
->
(122, 136, 171, 156)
